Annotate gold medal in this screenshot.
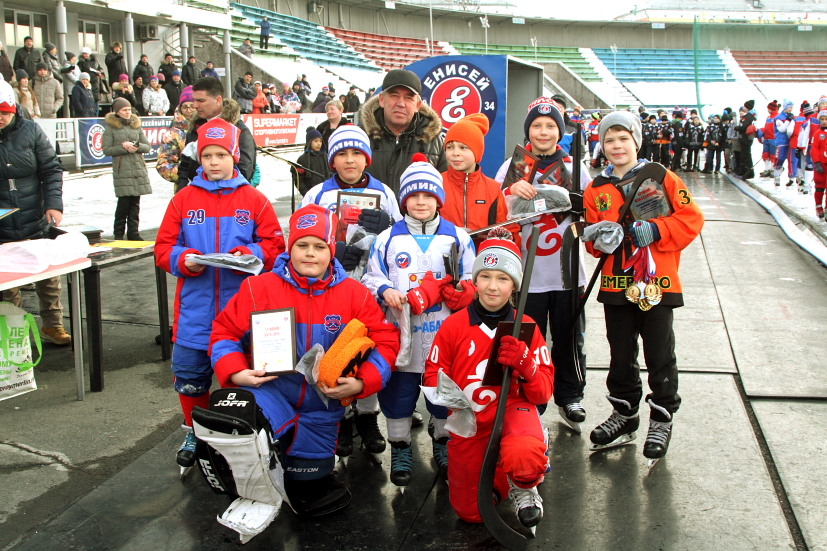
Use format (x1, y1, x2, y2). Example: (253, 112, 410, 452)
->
(644, 279, 662, 306)
(625, 284, 641, 304)
(638, 297, 653, 311)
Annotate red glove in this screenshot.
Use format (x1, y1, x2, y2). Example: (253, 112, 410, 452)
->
(497, 335, 537, 383)
(442, 280, 477, 311)
(406, 271, 451, 315)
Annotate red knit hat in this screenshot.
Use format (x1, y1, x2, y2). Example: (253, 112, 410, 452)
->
(198, 118, 241, 164)
(288, 204, 338, 257)
(445, 113, 489, 163)
(0, 80, 16, 113)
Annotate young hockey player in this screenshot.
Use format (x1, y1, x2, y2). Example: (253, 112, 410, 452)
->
(669, 110, 685, 172)
(809, 110, 827, 218)
(655, 114, 672, 166)
(208, 204, 399, 515)
(494, 97, 592, 432)
(760, 100, 779, 178)
(799, 103, 820, 195)
(685, 115, 704, 172)
(701, 114, 723, 173)
(794, 103, 816, 193)
(155, 117, 285, 475)
(774, 99, 796, 187)
(362, 157, 476, 489)
(423, 230, 553, 527)
(440, 112, 518, 248)
(588, 111, 601, 159)
(292, 128, 331, 195)
(583, 111, 704, 466)
(300, 124, 402, 461)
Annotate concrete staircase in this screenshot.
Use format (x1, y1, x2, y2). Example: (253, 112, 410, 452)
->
(580, 47, 641, 109)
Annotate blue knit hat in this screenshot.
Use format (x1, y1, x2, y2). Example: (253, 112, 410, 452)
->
(327, 125, 372, 167)
(524, 97, 565, 140)
(398, 153, 445, 212)
(306, 128, 322, 144)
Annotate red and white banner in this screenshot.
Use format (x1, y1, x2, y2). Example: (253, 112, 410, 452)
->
(241, 113, 327, 147)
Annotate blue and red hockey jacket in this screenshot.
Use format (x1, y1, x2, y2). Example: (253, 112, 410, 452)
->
(155, 167, 285, 350)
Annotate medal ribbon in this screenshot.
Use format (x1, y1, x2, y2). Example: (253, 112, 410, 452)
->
(646, 247, 657, 282)
(622, 245, 649, 283)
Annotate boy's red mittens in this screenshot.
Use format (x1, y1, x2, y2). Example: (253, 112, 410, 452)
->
(406, 271, 450, 315)
(497, 335, 537, 383)
(442, 280, 476, 311)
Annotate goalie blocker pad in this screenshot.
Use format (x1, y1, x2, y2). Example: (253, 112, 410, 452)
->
(192, 388, 287, 507)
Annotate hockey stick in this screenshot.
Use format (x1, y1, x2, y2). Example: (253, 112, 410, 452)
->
(569, 123, 585, 385)
(477, 225, 540, 551)
(256, 146, 326, 178)
(565, 162, 667, 337)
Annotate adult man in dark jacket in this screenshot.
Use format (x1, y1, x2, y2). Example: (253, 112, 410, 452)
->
(259, 16, 271, 50)
(0, 80, 71, 345)
(182, 56, 199, 86)
(359, 69, 446, 194)
(735, 100, 757, 180)
(158, 53, 177, 84)
(12, 36, 41, 81)
(346, 85, 361, 114)
(133, 54, 154, 83)
(77, 47, 105, 103)
(292, 81, 309, 112)
(42, 43, 64, 83)
(233, 72, 256, 114)
(163, 70, 185, 115)
(104, 42, 128, 86)
(176, 77, 255, 193)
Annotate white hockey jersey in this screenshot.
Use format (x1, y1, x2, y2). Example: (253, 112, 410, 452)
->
(300, 174, 402, 222)
(362, 215, 476, 373)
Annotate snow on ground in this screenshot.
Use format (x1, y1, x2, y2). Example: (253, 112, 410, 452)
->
(61, 151, 302, 236)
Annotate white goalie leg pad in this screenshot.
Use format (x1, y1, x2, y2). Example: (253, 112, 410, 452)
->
(217, 497, 280, 544)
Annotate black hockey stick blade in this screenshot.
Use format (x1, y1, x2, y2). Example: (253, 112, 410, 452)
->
(477, 226, 540, 551)
(560, 221, 588, 290)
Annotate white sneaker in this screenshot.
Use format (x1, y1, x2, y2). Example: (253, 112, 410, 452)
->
(508, 478, 543, 528)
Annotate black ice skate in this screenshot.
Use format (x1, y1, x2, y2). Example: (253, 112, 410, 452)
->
(508, 478, 543, 535)
(589, 396, 639, 452)
(177, 426, 197, 480)
(390, 441, 413, 493)
(336, 414, 354, 467)
(558, 402, 586, 434)
(354, 411, 386, 464)
(644, 400, 673, 470)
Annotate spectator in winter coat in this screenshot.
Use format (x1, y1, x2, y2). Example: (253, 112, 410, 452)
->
(71, 73, 97, 117)
(312, 87, 331, 111)
(34, 63, 63, 119)
(157, 86, 195, 184)
(164, 70, 185, 115)
(158, 53, 177, 84)
(735, 100, 757, 179)
(200, 61, 219, 79)
(237, 39, 254, 59)
(182, 56, 199, 86)
(62, 52, 80, 117)
(346, 86, 361, 114)
(280, 83, 300, 114)
(176, 77, 256, 193)
(132, 76, 147, 116)
(12, 70, 39, 118)
(265, 85, 281, 113)
(133, 54, 154, 84)
(0, 79, 72, 346)
(359, 69, 446, 194)
(0, 41, 13, 82)
(316, 100, 344, 151)
(233, 72, 256, 114)
(292, 128, 331, 194)
(252, 81, 268, 114)
(143, 75, 169, 116)
(293, 82, 309, 112)
(112, 74, 138, 111)
(42, 43, 64, 84)
(104, 42, 128, 87)
(12, 37, 41, 81)
(259, 16, 271, 50)
(78, 47, 105, 103)
(103, 97, 152, 240)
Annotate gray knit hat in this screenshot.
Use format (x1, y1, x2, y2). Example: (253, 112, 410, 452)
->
(472, 231, 523, 291)
(598, 110, 642, 150)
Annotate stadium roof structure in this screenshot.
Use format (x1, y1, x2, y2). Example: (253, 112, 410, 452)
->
(616, 0, 827, 22)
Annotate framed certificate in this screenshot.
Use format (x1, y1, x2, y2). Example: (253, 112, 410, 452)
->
(501, 144, 540, 189)
(250, 308, 297, 375)
(336, 191, 381, 241)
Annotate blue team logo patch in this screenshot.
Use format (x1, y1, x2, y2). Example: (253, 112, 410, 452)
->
(395, 252, 411, 269)
(205, 127, 226, 139)
(324, 315, 342, 333)
(483, 253, 498, 268)
(234, 209, 251, 226)
(297, 214, 317, 229)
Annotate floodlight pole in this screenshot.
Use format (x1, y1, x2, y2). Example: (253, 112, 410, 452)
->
(480, 16, 489, 54)
(429, 0, 434, 56)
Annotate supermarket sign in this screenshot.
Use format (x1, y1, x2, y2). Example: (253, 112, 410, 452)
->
(241, 113, 327, 147)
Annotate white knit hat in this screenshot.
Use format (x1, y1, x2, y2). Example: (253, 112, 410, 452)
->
(327, 125, 372, 167)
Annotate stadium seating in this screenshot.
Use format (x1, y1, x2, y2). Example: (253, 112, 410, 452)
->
(450, 42, 601, 82)
(327, 27, 438, 71)
(592, 48, 732, 82)
(731, 51, 827, 82)
(230, 3, 379, 71)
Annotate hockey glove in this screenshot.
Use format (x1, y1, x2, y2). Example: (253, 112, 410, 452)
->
(442, 280, 477, 311)
(816, 162, 824, 174)
(406, 271, 451, 315)
(568, 191, 584, 214)
(628, 220, 661, 248)
(334, 241, 365, 272)
(358, 209, 392, 235)
(497, 335, 537, 383)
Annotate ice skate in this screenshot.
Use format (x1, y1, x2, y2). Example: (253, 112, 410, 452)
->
(644, 400, 673, 470)
(336, 415, 353, 467)
(558, 402, 586, 434)
(390, 441, 413, 493)
(355, 412, 385, 464)
(589, 397, 639, 452)
(431, 437, 449, 476)
(284, 474, 351, 516)
(508, 478, 543, 531)
(177, 427, 197, 481)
